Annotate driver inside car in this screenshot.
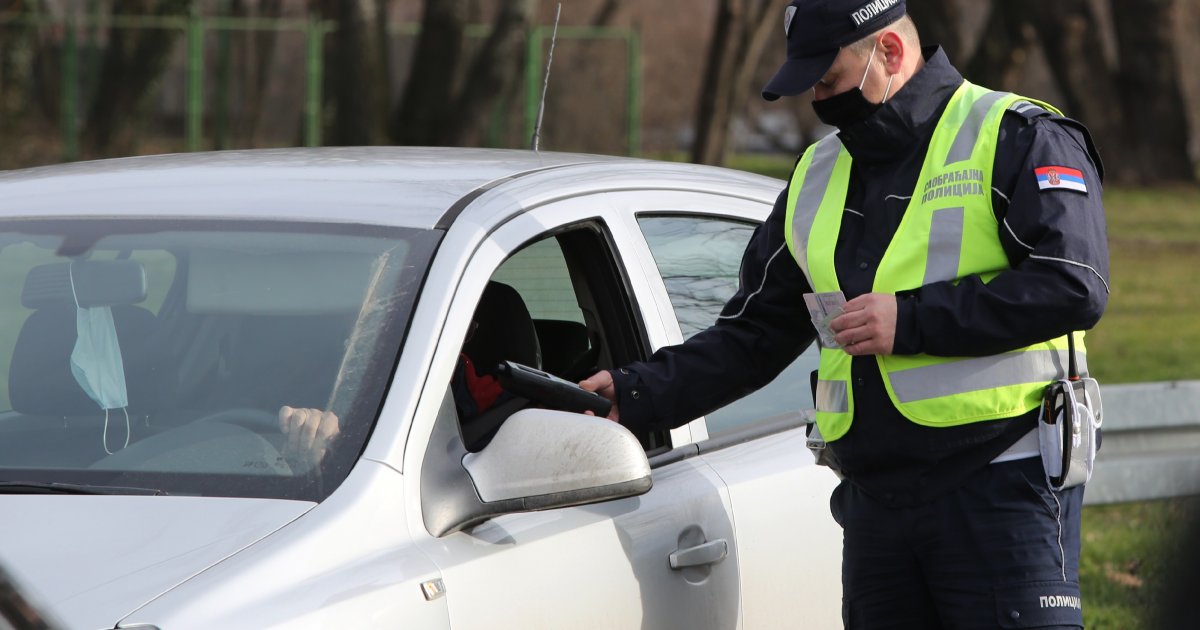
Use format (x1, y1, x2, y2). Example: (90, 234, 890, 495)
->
(279, 280, 546, 463)
(277, 405, 341, 470)
(278, 319, 512, 466)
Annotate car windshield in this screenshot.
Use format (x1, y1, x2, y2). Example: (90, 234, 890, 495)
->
(0, 219, 439, 501)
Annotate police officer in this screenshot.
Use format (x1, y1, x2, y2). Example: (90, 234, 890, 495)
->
(581, 0, 1108, 627)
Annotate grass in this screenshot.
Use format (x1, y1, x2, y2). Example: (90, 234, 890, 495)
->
(1078, 186, 1200, 627)
(727, 153, 1200, 629)
(1085, 187, 1200, 383)
(1079, 497, 1200, 628)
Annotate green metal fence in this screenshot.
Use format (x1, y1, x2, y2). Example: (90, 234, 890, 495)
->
(525, 25, 641, 156)
(5, 10, 641, 162)
(10, 8, 333, 160)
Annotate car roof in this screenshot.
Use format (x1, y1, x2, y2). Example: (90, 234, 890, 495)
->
(0, 147, 782, 230)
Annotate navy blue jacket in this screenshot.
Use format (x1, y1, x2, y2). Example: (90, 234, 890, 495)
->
(612, 48, 1109, 506)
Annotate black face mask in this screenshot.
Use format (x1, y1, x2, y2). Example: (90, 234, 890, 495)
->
(811, 88, 882, 129)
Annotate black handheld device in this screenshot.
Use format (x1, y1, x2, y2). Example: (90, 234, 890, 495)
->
(1041, 380, 1075, 488)
(496, 361, 613, 417)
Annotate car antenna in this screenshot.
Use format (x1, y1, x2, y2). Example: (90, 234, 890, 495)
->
(530, 3, 562, 152)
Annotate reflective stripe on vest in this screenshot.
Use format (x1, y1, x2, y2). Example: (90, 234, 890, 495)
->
(815, 348, 1090, 412)
(787, 136, 846, 282)
(785, 81, 1084, 442)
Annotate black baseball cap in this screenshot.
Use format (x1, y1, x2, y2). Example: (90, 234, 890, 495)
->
(762, 0, 907, 101)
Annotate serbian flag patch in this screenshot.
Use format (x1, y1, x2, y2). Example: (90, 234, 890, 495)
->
(1035, 166, 1087, 193)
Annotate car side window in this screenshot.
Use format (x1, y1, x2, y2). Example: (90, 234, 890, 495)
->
(452, 224, 666, 453)
(638, 215, 818, 436)
(491, 238, 586, 325)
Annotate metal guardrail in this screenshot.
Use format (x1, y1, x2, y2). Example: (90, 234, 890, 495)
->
(1085, 380, 1200, 504)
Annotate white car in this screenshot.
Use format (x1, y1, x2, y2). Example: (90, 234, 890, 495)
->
(0, 147, 840, 629)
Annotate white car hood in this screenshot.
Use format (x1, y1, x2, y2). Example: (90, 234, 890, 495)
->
(0, 495, 313, 629)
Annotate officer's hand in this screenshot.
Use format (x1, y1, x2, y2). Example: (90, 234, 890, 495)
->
(579, 371, 621, 422)
(830, 293, 896, 356)
(278, 406, 340, 471)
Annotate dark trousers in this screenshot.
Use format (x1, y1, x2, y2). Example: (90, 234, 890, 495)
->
(831, 457, 1085, 629)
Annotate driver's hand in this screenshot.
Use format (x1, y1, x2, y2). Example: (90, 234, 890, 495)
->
(579, 371, 620, 422)
(278, 406, 340, 470)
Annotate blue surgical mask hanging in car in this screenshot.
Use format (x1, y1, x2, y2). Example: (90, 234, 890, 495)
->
(67, 263, 131, 453)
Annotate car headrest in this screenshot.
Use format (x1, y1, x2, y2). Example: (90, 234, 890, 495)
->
(8, 304, 159, 416)
(21, 261, 147, 309)
(462, 281, 541, 376)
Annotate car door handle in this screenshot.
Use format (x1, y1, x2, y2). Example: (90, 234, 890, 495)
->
(669, 539, 728, 569)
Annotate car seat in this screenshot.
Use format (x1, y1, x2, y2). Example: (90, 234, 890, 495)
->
(6, 261, 159, 465)
(462, 281, 542, 377)
(457, 281, 542, 451)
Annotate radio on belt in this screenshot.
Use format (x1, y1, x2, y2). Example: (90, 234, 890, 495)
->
(497, 361, 613, 418)
(1038, 333, 1103, 491)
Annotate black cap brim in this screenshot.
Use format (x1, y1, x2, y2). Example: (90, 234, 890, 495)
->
(761, 48, 840, 101)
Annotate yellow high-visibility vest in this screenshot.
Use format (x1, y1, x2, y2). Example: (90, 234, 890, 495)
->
(785, 81, 1085, 442)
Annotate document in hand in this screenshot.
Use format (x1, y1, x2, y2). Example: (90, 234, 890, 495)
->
(803, 291, 847, 349)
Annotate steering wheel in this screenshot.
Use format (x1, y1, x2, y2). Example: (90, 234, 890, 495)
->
(194, 407, 281, 432)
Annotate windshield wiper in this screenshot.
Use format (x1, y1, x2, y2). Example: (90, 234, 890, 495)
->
(0, 481, 167, 496)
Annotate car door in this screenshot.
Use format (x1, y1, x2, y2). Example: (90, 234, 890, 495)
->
(628, 200, 844, 628)
(404, 194, 742, 629)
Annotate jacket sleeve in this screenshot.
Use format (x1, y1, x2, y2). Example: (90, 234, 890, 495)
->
(612, 188, 818, 433)
(892, 110, 1109, 357)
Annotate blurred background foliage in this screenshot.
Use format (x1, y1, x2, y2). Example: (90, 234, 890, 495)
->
(0, 0, 1198, 184)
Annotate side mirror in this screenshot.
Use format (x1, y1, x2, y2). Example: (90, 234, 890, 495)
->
(422, 403, 652, 537)
(462, 409, 651, 503)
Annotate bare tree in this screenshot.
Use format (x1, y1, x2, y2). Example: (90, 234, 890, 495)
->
(904, 0, 963, 59)
(959, 3, 1125, 178)
(83, 0, 192, 154)
(590, 0, 623, 27)
(964, 0, 1193, 183)
(26, 5, 67, 128)
(393, 0, 537, 147)
(0, 4, 36, 133)
(1109, 0, 1194, 183)
(234, 0, 282, 145)
(1019, 0, 1127, 178)
(312, 0, 386, 143)
(961, 3, 1038, 91)
(372, 0, 393, 139)
(393, 0, 469, 145)
(691, 0, 775, 166)
(446, 0, 536, 146)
